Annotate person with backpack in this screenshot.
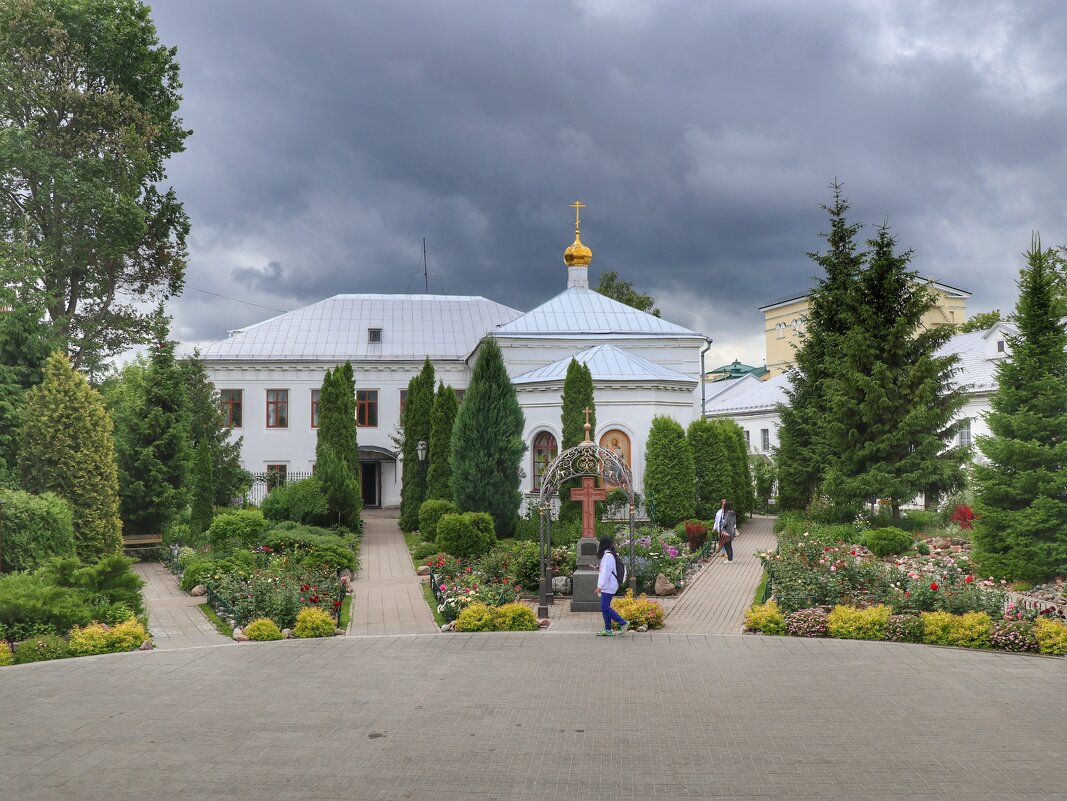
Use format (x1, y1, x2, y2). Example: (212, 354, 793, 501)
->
(595, 535, 630, 636)
(720, 501, 737, 562)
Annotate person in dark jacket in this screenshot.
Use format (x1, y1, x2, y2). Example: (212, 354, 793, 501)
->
(721, 501, 737, 562)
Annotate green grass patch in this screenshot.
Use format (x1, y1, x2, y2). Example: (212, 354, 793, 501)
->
(198, 603, 233, 638)
(752, 570, 770, 607)
(422, 581, 446, 627)
(337, 595, 352, 630)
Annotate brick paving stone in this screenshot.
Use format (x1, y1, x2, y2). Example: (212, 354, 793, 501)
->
(0, 634, 1064, 801)
(133, 561, 233, 650)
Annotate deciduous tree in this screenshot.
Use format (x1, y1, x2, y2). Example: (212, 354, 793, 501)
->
(594, 271, 660, 316)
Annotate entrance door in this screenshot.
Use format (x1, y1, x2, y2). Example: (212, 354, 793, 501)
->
(359, 462, 380, 507)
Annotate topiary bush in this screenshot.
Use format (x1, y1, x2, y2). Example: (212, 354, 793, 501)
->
(491, 603, 539, 631)
(0, 642, 12, 667)
(827, 605, 891, 641)
(785, 608, 828, 638)
(744, 601, 785, 635)
(260, 477, 329, 525)
(862, 527, 914, 557)
(643, 416, 696, 527)
(950, 611, 992, 649)
(207, 509, 268, 552)
(920, 611, 956, 645)
(990, 619, 1038, 653)
(244, 618, 284, 641)
(611, 590, 665, 629)
(455, 602, 496, 632)
(1033, 617, 1067, 655)
(418, 499, 458, 543)
(293, 607, 336, 638)
(0, 489, 76, 573)
(436, 512, 495, 559)
(885, 614, 924, 643)
(68, 618, 148, 655)
(13, 634, 71, 664)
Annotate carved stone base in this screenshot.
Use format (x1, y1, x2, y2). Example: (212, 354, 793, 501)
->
(570, 569, 600, 612)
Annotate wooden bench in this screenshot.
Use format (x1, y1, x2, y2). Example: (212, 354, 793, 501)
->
(122, 533, 163, 550)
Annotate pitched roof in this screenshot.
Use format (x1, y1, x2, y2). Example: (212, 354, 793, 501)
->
(199, 294, 523, 361)
(513, 344, 696, 385)
(494, 286, 702, 338)
(704, 372, 789, 416)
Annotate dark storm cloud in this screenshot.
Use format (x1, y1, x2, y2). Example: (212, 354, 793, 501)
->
(151, 0, 1067, 363)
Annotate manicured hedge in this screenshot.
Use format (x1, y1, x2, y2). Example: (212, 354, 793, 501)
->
(0, 490, 76, 573)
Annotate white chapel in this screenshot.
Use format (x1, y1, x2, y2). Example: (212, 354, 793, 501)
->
(199, 205, 710, 508)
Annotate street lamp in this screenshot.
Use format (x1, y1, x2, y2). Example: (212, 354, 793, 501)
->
(417, 440, 428, 462)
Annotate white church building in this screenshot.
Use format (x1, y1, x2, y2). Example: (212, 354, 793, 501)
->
(198, 210, 709, 508)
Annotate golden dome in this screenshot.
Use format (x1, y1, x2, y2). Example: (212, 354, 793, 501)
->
(563, 200, 592, 267)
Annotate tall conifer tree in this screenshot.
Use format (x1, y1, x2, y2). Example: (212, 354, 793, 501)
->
(315, 364, 361, 528)
(450, 338, 525, 537)
(971, 238, 1067, 581)
(190, 437, 214, 533)
(19, 352, 122, 561)
(725, 422, 755, 521)
(425, 383, 458, 500)
(399, 358, 434, 531)
(776, 183, 865, 509)
(644, 416, 695, 527)
(822, 225, 966, 520)
(559, 359, 595, 520)
(687, 419, 719, 519)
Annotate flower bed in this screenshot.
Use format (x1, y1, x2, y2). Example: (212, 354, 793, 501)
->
(425, 554, 522, 623)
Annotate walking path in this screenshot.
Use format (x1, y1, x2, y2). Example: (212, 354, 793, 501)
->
(349, 508, 438, 636)
(133, 561, 233, 650)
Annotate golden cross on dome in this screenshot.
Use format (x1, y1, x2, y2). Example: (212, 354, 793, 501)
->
(583, 406, 592, 442)
(570, 200, 586, 232)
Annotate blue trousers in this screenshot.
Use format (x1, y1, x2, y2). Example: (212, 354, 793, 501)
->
(600, 591, 628, 630)
(723, 538, 734, 561)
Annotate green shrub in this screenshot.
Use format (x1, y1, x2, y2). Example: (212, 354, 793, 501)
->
(1033, 617, 1067, 655)
(418, 499, 459, 542)
(0, 489, 76, 573)
(436, 512, 495, 559)
(612, 591, 665, 629)
(260, 478, 329, 525)
(176, 546, 198, 569)
(507, 541, 542, 592)
(0, 572, 92, 639)
(901, 510, 937, 532)
(0, 642, 12, 667)
(951, 611, 992, 649)
(744, 601, 785, 635)
(13, 634, 70, 664)
(455, 602, 496, 632)
(40, 554, 145, 616)
(179, 558, 245, 591)
(921, 611, 956, 645)
(643, 416, 695, 527)
(885, 614, 924, 643)
(244, 618, 284, 641)
(293, 607, 336, 638)
(862, 527, 914, 557)
(411, 542, 439, 561)
(513, 515, 540, 542)
(207, 509, 268, 551)
(68, 618, 148, 655)
(827, 605, 891, 640)
(262, 526, 358, 572)
(491, 603, 539, 631)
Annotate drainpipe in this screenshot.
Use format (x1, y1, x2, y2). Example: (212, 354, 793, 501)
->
(700, 337, 713, 418)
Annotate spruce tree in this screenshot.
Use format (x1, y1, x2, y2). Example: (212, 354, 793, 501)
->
(112, 337, 192, 535)
(315, 365, 362, 528)
(776, 183, 865, 509)
(971, 238, 1067, 581)
(317, 443, 360, 529)
(425, 383, 458, 500)
(643, 416, 695, 527)
(559, 359, 596, 520)
(19, 352, 122, 561)
(822, 224, 966, 521)
(190, 437, 214, 533)
(450, 338, 525, 538)
(399, 358, 435, 531)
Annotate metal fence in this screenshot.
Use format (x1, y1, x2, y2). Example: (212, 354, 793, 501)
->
(242, 471, 314, 507)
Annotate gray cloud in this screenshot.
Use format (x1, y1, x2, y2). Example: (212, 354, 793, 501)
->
(152, 0, 1067, 364)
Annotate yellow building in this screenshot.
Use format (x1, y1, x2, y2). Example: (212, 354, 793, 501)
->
(759, 280, 970, 377)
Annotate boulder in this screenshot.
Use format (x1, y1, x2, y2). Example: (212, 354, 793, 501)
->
(232, 627, 243, 639)
(654, 573, 676, 597)
(190, 585, 207, 597)
(234, 634, 250, 642)
(139, 640, 153, 651)
(551, 576, 572, 595)
(637, 624, 649, 633)
(334, 628, 345, 636)
(281, 628, 292, 639)
(416, 565, 431, 576)
(539, 619, 551, 628)
(440, 621, 455, 632)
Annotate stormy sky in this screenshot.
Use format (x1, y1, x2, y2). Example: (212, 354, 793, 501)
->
(151, 0, 1067, 368)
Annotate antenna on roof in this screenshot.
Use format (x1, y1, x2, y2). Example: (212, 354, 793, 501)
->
(423, 238, 429, 293)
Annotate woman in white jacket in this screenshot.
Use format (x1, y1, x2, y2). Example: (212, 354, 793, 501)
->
(595, 535, 630, 636)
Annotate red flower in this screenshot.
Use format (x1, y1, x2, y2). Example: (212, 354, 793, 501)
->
(930, 582, 939, 591)
(333, 600, 341, 609)
(824, 547, 831, 551)
(904, 591, 910, 597)
(850, 550, 857, 556)
(965, 575, 973, 583)
(465, 567, 472, 573)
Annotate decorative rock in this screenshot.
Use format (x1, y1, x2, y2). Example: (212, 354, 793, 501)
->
(334, 628, 345, 636)
(539, 619, 551, 628)
(654, 573, 676, 597)
(190, 585, 207, 597)
(637, 624, 649, 633)
(440, 621, 455, 632)
(232, 627, 243, 639)
(234, 634, 250, 642)
(551, 576, 572, 595)
(139, 640, 153, 651)
(339, 568, 354, 582)
(416, 565, 431, 576)
(281, 629, 293, 639)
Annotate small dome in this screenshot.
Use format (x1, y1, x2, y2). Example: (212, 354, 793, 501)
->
(564, 231, 592, 267)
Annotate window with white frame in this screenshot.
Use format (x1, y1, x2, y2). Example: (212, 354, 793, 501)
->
(959, 418, 972, 448)
(761, 428, 770, 451)
(775, 322, 786, 339)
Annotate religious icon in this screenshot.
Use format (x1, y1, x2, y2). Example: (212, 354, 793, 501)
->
(599, 430, 630, 487)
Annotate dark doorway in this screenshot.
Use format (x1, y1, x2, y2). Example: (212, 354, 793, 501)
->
(359, 462, 380, 507)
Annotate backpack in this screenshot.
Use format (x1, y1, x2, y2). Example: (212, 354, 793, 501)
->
(611, 551, 627, 589)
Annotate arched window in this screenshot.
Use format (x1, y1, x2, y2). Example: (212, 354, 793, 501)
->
(775, 322, 786, 339)
(598, 430, 631, 487)
(532, 431, 558, 492)
(791, 319, 801, 335)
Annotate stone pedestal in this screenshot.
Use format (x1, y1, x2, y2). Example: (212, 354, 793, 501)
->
(570, 569, 601, 612)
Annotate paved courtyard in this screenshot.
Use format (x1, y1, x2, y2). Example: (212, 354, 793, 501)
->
(2, 633, 1064, 801)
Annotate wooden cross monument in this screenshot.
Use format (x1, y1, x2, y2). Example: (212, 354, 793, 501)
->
(570, 407, 605, 539)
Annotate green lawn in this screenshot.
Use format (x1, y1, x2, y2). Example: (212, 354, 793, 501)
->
(752, 570, 769, 606)
(198, 603, 232, 638)
(337, 595, 352, 630)
(422, 582, 446, 627)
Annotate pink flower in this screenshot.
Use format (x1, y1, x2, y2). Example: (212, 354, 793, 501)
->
(830, 566, 837, 572)
(439, 584, 446, 591)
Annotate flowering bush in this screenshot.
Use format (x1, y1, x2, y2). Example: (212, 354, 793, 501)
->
(1033, 617, 1067, 655)
(13, 634, 70, 664)
(884, 614, 924, 643)
(827, 605, 891, 640)
(615, 530, 698, 589)
(611, 590, 665, 629)
(455, 602, 495, 632)
(293, 607, 336, 638)
(210, 566, 342, 629)
(989, 619, 1038, 653)
(785, 607, 828, 637)
(744, 601, 785, 635)
(244, 618, 284, 641)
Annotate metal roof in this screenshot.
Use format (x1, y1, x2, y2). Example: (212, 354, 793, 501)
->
(513, 344, 697, 385)
(494, 287, 702, 338)
(198, 294, 523, 362)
